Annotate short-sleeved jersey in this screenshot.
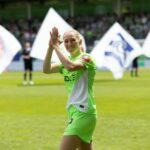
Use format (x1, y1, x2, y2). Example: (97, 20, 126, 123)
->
(59, 53, 96, 114)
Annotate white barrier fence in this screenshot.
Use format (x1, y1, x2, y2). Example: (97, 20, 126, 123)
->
(7, 59, 43, 72)
(7, 58, 150, 72)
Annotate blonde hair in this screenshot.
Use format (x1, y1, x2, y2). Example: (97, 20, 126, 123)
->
(63, 29, 84, 52)
(63, 29, 82, 42)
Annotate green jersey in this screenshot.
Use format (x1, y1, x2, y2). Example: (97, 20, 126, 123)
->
(59, 53, 96, 114)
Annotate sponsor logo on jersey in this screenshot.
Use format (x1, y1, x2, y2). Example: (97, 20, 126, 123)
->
(64, 73, 77, 82)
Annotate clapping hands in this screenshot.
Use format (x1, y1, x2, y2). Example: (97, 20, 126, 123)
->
(49, 27, 61, 49)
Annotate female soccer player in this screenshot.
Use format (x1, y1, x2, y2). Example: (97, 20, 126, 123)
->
(43, 27, 97, 150)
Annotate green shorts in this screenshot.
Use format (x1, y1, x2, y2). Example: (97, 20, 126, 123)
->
(64, 105, 97, 144)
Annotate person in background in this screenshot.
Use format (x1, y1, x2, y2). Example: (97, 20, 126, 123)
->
(22, 41, 34, 85)
(131, 57, 139, 77)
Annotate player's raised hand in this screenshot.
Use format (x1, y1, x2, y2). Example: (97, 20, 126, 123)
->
(50, 27, 59, 47)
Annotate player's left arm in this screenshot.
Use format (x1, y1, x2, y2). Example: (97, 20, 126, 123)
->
(53, 48, 93, 71)
(54, 48, 85, 71)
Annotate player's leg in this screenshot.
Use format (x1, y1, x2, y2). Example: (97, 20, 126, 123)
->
(24, 71, 27, 80)
(79, 140, 93, 150)
(29, 59, 34, 85)
(131, 68, 133, 77)
(62, 106, 97, 150)
(29, 70, 34, 85)
(60, 135, 93, 150)
(23, 60, 28, 85)
(23, 70, 27, 85)
(29, 70, 32, 80)
(135, 67, 138, 77)
(59, 135, 81, 150)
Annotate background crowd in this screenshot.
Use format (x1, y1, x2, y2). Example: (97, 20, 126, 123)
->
(0, 12, 150, 52)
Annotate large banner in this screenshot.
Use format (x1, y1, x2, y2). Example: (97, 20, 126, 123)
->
(91, 22, 142, 79)
(31, 8, 86, 62)
(142, 32, 150, 57)
(0, 25, 22, 74)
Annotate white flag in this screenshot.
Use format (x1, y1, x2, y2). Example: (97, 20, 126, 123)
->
(0, 25, 22, 74)
(91, 22, 142, 79)
(31, 8, 86, 62)
(142, 32, 150, 57)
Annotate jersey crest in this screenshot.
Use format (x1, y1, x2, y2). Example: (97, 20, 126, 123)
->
(82, 55, 91, 62)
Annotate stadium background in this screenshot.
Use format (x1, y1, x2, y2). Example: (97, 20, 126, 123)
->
(0, 0, 150, 70)
(0, 1, 150, 150)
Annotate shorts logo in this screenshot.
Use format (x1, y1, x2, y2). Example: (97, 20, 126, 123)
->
(68, 118, 73, 124)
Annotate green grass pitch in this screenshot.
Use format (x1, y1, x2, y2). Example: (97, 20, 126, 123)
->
(0, 69, 150, 150)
